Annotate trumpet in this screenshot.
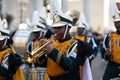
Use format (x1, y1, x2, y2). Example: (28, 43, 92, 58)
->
(31, 38, 54, 56)
(24, 38, 54, 63)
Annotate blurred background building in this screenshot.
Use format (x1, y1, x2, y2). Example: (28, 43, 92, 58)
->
(0, 0, 120, 34)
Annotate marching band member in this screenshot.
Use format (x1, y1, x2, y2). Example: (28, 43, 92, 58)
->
(38, 12, 80, 80)
(102, 12, 120, 80)
(75, 22, 98, 65)
(35, 0, 93, 79)
(26, 8, 51, 67)
(67, 10, 97, 65)
(0, 31, 25, 80)
(35, 11, 93, 80)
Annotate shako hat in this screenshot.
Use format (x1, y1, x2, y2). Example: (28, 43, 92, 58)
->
(52, 12, 72, 27)
(113, 11, 120, 22)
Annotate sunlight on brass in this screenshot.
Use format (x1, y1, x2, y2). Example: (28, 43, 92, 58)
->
(24, 38, 54, 63)
(31, 38, 54, 56)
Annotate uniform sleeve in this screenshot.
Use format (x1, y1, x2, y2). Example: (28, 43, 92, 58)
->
(103, 33, 110, 50)
(0, 65, 9, 77)
(9, 50, 22, 75)
(48, 48, 78, 72)
(88, 37, 98, 57)
(35, 54, 47, 67)
(102, 35, 108, 56)
(76, 40, 93, 65)
(102, 33, 111, 60)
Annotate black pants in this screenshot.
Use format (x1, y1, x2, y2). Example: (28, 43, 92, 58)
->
(102, 61, 120, 80)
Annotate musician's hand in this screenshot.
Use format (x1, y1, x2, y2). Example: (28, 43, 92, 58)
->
(40, 39, 54, 54)
(104, 48, 112, 61)
(88, 54, 95, 62)
(105, 48, 111, 56)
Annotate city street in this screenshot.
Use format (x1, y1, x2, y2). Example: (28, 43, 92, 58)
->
(91, 53, 107, 80)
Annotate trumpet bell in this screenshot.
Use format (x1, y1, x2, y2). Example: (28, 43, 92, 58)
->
(24, 52, 32, 59)
(23, 38, 55, 63)
(24, 52, 33, 63)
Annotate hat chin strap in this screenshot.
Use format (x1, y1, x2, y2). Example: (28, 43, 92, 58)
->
(39, 31, 43, 38)
(82, 29, 86, 35)
(62, 25, 68, 39)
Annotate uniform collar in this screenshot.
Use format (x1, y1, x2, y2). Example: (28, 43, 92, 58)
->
(58, 35, 72, 43)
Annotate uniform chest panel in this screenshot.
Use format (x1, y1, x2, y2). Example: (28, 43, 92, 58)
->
(111, 33, 120, 48)
(47, 39, 77, 76)
(0, 49, 9, 63)
(111, 33, 120, 63)
(55, 39, 76, 55)
(75, 35, 88, 42)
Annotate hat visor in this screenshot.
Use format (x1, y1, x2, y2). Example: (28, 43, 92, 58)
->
(77, 25, 86, 28)
(52, 22, 72, 27)
(0, 29, 10, 36)
(32, 28, 45, 33)
(114, 19, 120, 22)
(52, 22, 66, 27)
(32, 30, 41, 32)
(0, 36, 8, 40)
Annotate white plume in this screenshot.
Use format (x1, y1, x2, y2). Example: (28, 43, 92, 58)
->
(110, 0, 119, 17)
(39, 7, 46, 20)
(32, 10, 39, 26)
(77, 12, 89, 30)
(50, 0, 63, 19)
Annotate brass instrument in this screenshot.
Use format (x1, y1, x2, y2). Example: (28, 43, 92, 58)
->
(24, 38, 54, 63)
(31, 38, 54, 56)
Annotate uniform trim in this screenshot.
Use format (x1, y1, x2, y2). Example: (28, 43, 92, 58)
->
(56, 53, 62, 65)
(66, 41, 77, 58)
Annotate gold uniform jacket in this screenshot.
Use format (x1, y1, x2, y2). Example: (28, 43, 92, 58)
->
(0, 47, 25, 80)
(103, 32, 120, 63)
